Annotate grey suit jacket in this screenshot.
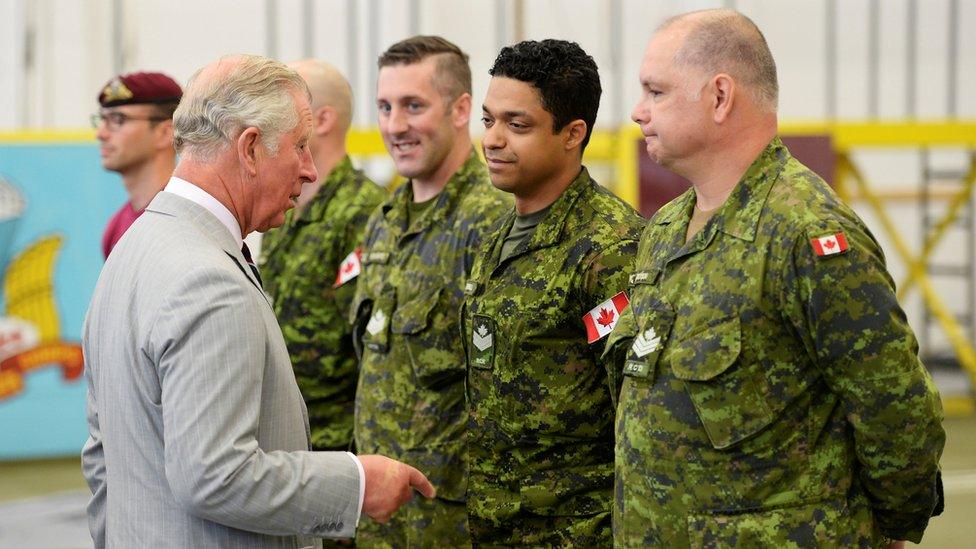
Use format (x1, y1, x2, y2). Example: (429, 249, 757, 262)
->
(81, 191, 360, 548)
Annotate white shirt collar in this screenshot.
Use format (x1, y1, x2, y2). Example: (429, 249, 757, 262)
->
(163, 176, 244, 250)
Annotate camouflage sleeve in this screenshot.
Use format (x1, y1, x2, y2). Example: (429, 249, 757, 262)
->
(583, 238, 640, 401)
(781, 219, 945, 543)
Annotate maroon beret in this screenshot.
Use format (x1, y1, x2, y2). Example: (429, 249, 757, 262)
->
(98, 72, 183, 108)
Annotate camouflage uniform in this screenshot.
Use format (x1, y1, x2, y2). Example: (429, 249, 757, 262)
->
(607, 138, 945, 547)
(351, 150, 511, 547)
(461, 168, 644, 546)
(260, 156, 385, 451)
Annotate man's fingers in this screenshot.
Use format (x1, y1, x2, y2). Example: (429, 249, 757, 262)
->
(406, 465, 436, 499)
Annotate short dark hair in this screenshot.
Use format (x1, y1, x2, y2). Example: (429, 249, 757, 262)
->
(378, 35, 472, 102)
(489, 39, 601, 152)
(151, 101, 180, 121)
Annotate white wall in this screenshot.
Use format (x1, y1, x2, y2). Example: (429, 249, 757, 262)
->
(1, 0, 974, 131)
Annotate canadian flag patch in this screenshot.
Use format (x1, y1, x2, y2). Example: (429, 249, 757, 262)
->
(583, 291, 630, 344)
(810, 233, 849, 257)
(333, 248, 362, 288)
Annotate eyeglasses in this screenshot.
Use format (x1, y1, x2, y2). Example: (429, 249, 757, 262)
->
(90, 111, 168, 131)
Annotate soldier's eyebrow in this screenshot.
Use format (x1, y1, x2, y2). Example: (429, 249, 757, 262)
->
(482, 104, 531, 120)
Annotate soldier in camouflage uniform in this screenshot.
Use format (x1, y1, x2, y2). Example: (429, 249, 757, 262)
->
(607, 10, 945, 547)
(260, 59, 386, 453)
(461, 40, 644, 546)
(351, 37, 511, 547)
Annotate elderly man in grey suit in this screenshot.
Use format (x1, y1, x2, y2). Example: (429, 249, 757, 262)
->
(81, 54, 435, 548)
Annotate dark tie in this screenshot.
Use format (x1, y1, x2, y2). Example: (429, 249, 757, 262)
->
(241, 243, 263, 287)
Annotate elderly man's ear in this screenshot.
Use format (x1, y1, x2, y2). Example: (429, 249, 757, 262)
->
(314, 105, 338, 137)
(237, 127, 261, 175)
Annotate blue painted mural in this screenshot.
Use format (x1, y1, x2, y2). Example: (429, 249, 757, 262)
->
(0, 141, 125, 459)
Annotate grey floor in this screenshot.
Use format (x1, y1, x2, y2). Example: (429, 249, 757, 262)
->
(1, 416, 974, 547)
(0, 491, 90, 549)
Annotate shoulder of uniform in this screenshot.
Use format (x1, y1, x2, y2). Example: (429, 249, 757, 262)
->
(576, 183, 646, 241)
(352, 177, 388, 208)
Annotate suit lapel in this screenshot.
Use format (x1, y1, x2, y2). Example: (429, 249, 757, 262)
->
(147, 192, 272, 308)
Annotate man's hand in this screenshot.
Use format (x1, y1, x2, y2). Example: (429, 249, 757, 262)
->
(357, 455, 436, 523)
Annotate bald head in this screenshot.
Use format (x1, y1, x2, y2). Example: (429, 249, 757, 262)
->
(174, 54, 309, 159)
(658, 9, 778, 112)
(288, 59, 354, 132)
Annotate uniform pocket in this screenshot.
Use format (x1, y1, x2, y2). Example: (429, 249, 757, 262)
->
(392, 288, 464, 387)
(686, 498, 859, 548)
(520, 464, 613, 517)
(670, 316, 774, 449)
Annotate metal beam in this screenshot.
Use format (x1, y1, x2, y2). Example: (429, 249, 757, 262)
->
(947, 0, 959, 117)
(825, 0, 836, 119)
(302, 0, 314, 57)
(112, 0, 124, 74)
(867, 0, 880, 119)
(906, 0, 917, 118)
(265, 0, 277, 59)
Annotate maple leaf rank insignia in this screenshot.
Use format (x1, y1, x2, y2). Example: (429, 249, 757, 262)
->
(470, 315, 495, 369)
(366, 308, 387, 336)
(631, 327, 661, 358)
(473, 322, 493, 351)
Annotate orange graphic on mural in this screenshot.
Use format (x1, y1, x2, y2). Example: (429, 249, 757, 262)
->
(0, 235, 84, 400)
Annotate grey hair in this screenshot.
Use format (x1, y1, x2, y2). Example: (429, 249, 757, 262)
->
(660, 9, 778, 112)
(173, 54, 310, 159)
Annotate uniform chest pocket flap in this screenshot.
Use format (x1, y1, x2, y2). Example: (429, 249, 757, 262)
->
(392, 288, 463, 387)
(670, 316, 775, 450)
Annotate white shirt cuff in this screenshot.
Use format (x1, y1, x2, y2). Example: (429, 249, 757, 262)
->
(346, 452, 365, 525)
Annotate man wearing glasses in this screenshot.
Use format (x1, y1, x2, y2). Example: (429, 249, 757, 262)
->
(92, 72, 182, 259)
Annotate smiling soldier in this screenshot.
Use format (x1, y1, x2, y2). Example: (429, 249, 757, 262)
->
(460, 39, 644, 547)
(350, 36, 510, 547)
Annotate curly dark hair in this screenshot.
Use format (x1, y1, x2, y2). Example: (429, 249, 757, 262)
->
(489, 39, 601, 152)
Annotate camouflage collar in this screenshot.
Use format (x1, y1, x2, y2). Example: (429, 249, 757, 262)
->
(522, 165, 591, 250)
(382, 148, 485, 235)
(713, 137, 786, 241)
(287, 155, 356, 226)
(485, 165, 590, 274)
(654, 137, 787, 243)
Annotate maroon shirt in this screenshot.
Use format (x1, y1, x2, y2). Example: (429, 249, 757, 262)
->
(102, 202, 142, 259)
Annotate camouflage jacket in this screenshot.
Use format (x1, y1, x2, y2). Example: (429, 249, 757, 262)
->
(460, 167, 644, 546)
(260, 156, 385, 450)
(607, 138, 945, 547)
(351, 150, 511, 505)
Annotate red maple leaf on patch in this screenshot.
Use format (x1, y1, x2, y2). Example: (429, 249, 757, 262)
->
(341, 261, 356, 274)
(597, 308, 616, 327)
(823, 239, 836, 249)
